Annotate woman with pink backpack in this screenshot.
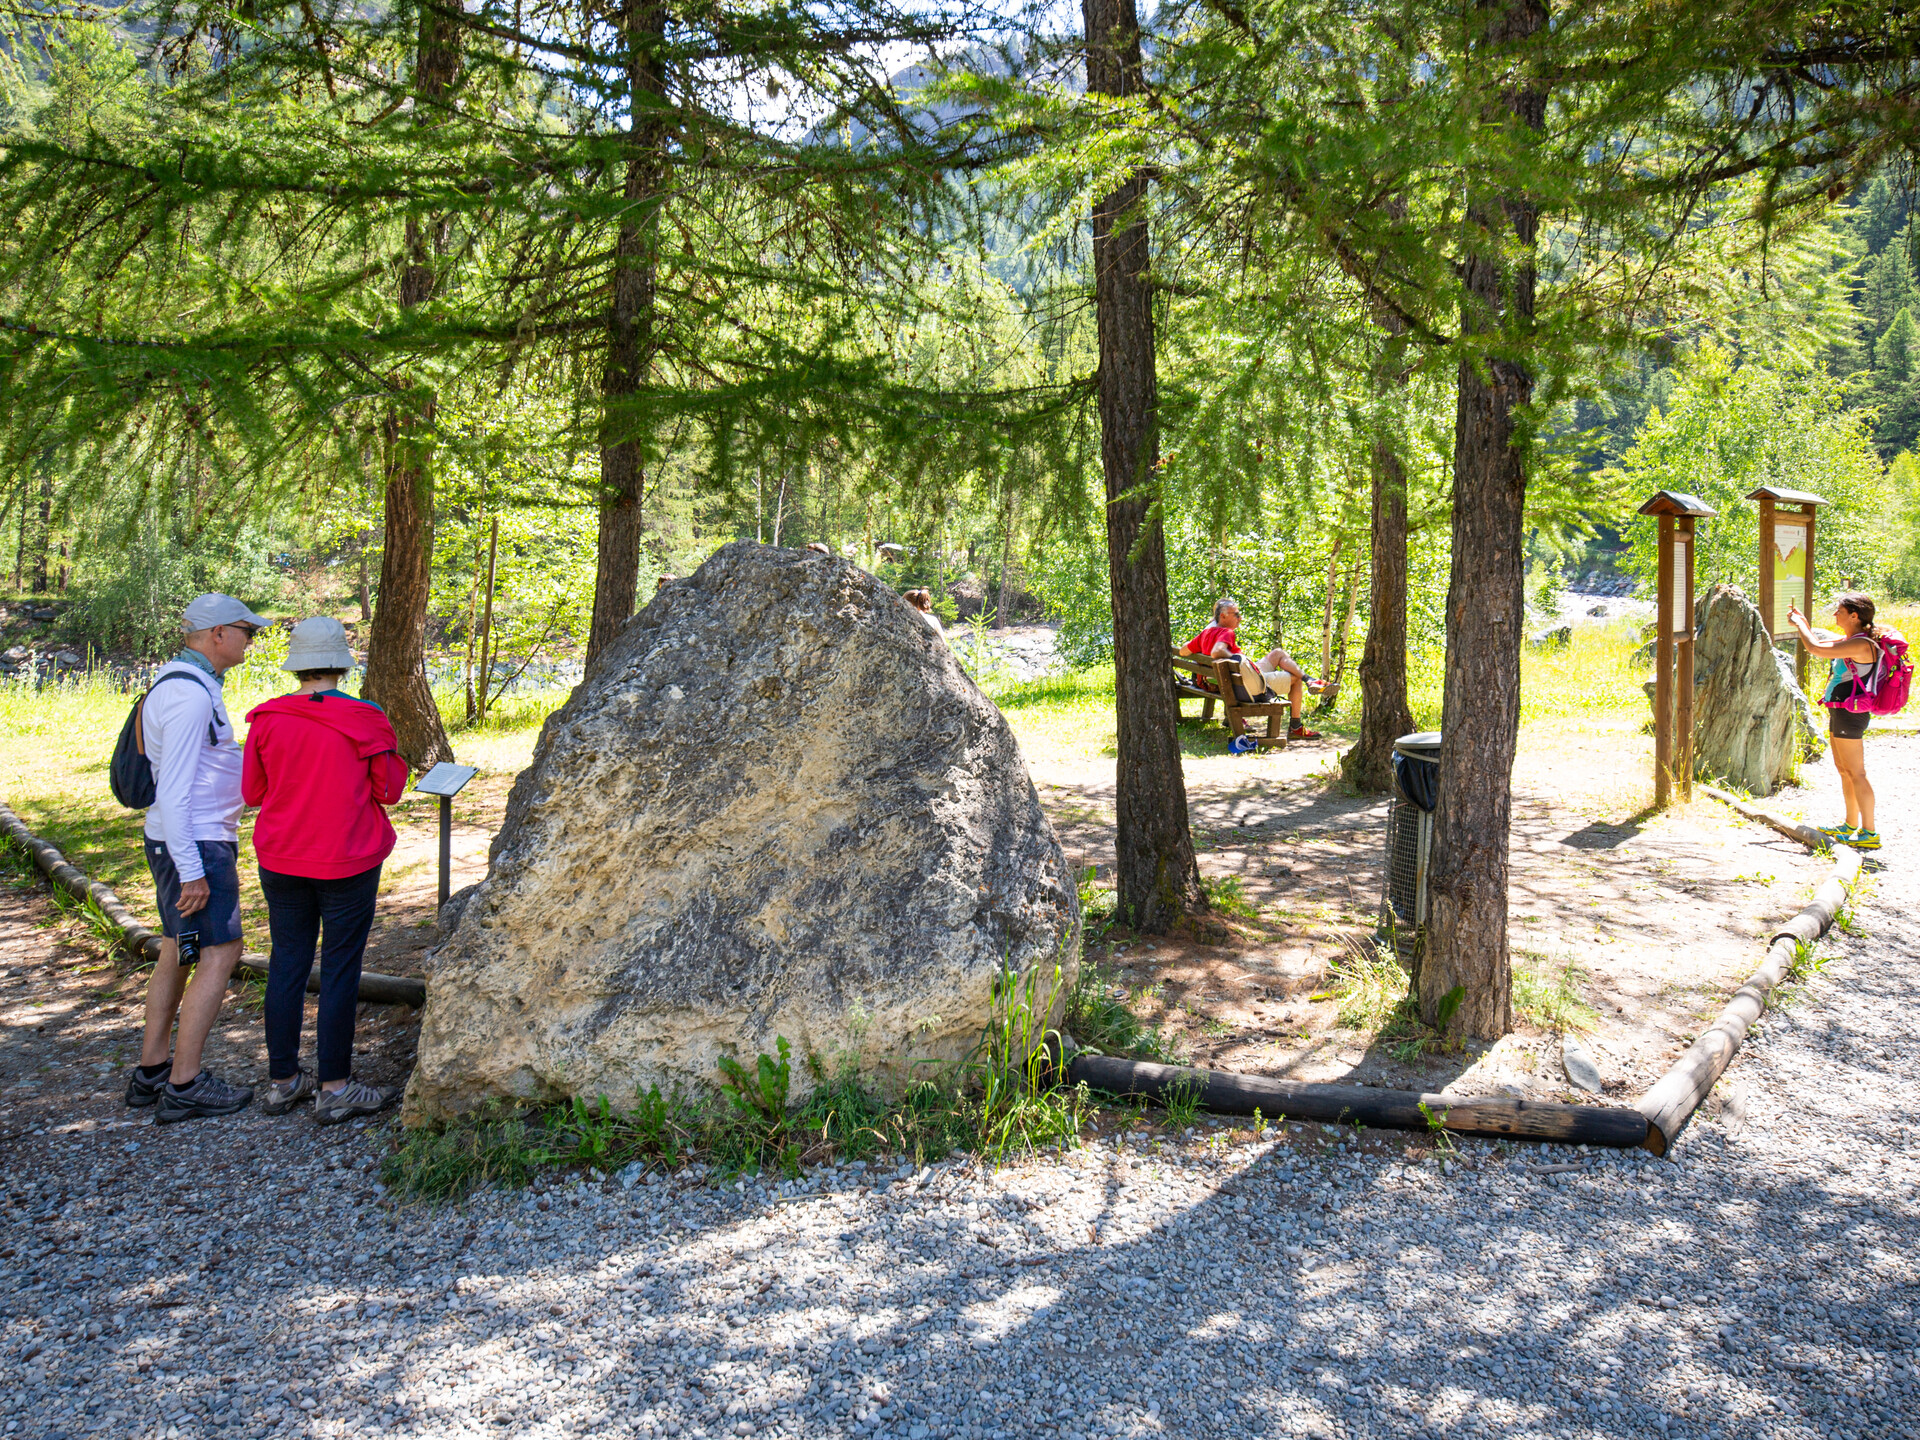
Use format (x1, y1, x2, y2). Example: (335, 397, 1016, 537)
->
(1788, 592, 1911, 853)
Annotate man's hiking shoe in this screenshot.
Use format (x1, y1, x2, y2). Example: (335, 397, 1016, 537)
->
(1289, 723, 1322, 741)
(1817, 823, 1856, 844)
(260, 1067, 317, 1116)
(154, 1069, 253, 1125)
(124, 1063, 171, 1109)
(316, 1078, 401, 1127)
(1849, 829, 1882, 852)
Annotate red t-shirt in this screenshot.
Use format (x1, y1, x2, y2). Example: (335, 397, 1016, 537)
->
(1186, 624, 1240, 656)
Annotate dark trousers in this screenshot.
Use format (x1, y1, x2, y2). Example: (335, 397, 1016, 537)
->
(260, 864, 382, 1084)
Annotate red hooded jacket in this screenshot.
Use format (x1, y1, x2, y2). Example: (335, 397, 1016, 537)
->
(243, 691, 412, 879)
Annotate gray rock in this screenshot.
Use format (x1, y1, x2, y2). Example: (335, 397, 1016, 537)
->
(437, 881, 479, 937)
(1689, 584, 1824, 796)
(1561, 1034, 1603, 1094)
(1530, 625, 1572, 650)
(405, 540, 1079, 1119)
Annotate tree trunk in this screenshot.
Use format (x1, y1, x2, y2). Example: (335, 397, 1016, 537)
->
(367, 395, 451, 766)
(12, 475, 26, 589)
(462, 525, 483, 724)
(1331, 558, 1361, 694)
(476, 514, 500, 721)
(586, 0, 668, 669)
(356, 527, 372, 622)
(362, 4, 462, 769)
(1318, 538, 1343, 680)
(1419, 0, 1550, 1041)
(30, 474, 50, 594)
(1085, 0, 1201, 932)
(996, 485, 1017, 627)
(1341, 388, 1417, 791)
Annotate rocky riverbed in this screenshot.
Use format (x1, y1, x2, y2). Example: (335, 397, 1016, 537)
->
(3, 737, 1916, 1440)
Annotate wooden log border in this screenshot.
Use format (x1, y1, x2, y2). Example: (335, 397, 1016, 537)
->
(1697, 784, 1827, 851)
(1634, 846, 1860, 1154)
(0, 800, 426, 1008)
(1067, 848, 1860, 1156)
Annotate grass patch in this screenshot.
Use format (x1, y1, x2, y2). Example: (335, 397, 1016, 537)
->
(1311, 933, 1468, 1061)
(1318, 934, 1409, 1032)
(1066, 958, 1182, 1063)
(1405, 619, 1652, 730)
(1773, 939, 1833, 1009)
(383, 960, 1096, 1203)
(1200, 873, 1259, 919)
(1512, 952, 1599, 1033)
(1076, 864, 1116, 940)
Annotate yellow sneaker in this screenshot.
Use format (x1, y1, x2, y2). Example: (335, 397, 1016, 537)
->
(1849, 829, 1882, 852)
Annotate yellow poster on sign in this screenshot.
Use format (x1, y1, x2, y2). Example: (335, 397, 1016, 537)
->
(1773, 519, 1808, 635)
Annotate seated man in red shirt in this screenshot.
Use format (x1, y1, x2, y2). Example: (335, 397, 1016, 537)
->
(1183, 598, 1320, 740)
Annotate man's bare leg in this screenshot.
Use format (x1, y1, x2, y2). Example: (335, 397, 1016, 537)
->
(169, 940, 242, 1085)
(140, 938, 188, 1069)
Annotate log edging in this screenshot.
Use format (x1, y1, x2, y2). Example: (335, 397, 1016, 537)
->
(1065, 848, 1860, 1155)
(0, 799, 426, 1008)
(1634, 846, 1860, 1155)
(1697, 783, 1826, 851)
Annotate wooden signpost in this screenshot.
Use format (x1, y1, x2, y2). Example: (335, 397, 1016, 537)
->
(1748, 485, 1827, 687)
(1638, 491, 1716, 808)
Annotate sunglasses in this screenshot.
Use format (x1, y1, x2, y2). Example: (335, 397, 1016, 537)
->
(224, 623, 261, 639)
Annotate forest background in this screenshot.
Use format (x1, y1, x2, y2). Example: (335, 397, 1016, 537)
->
(10, 4, 1919, 678)
(4, 0, 1920, 1040)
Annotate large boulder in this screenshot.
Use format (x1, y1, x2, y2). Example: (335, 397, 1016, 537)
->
(404, 541, 1079, 1121)
(1690, 584, 1825, 797)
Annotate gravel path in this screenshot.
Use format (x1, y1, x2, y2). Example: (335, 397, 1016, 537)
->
(5, 735, 1918, 1440)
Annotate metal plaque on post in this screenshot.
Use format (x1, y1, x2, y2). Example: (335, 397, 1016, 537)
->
(414, 763, 478, 908)
(1749, 485, 1826, 687)
(1637, 490, 1716, 808)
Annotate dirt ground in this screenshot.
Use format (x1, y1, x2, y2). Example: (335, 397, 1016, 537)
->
(1037, 713, 1884, 1104)
(7, 700, 1910, 1126)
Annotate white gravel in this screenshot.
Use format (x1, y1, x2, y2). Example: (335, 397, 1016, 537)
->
(5, 738, 1918, 1440)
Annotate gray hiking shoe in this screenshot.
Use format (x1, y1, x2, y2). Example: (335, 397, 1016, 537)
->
(125, 1063, 171, 1109)
(315, 1077, 401, 1127)
(260, 1068, 317, 1116)
(154, 1069, 254, 1125)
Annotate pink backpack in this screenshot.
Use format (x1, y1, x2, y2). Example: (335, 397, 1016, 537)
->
(1831, 628, 1912, 717)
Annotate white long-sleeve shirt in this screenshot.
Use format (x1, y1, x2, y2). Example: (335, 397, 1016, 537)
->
(140, 657, 244, 882)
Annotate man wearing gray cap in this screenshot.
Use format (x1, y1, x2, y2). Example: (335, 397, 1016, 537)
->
(125, 593, 267, 1123)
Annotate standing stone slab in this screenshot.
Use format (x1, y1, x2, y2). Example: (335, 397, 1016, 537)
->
(404, 542, 1079, 1120)
(1690, 584, 1824, 798)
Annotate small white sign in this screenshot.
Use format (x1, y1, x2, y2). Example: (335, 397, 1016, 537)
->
(414, 762, 479, 798)
(1668, 538, 1690, 635)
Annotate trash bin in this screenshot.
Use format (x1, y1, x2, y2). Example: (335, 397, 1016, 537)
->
(1378, 731, 1441, 965)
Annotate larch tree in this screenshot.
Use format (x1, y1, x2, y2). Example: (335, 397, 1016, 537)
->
(1082, 0, 1203, 931)
(363, 1, 464, 766)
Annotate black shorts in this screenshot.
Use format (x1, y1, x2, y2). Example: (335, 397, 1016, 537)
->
(145, 839, 244, 948)
(1830, 707, 1871, 741)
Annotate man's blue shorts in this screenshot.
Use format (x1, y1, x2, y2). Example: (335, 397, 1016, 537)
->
(145, 839, 244, 948)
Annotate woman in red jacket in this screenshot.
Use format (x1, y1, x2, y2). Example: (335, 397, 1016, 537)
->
(243, 618, 412, 1125)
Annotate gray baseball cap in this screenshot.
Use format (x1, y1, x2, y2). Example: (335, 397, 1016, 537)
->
(282, 616, 355, 673)
(181, 593, 269, 632)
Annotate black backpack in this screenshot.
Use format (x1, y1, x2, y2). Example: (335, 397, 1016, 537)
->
(109, 671, 220, 809)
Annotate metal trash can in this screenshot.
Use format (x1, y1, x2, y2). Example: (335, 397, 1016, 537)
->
(1378, 731, 1441, 965)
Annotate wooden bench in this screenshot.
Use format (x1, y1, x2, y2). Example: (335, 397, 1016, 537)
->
(1172, 652, 1290, 750)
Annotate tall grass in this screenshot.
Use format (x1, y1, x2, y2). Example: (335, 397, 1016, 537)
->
(1404, 618, 1650, 729)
